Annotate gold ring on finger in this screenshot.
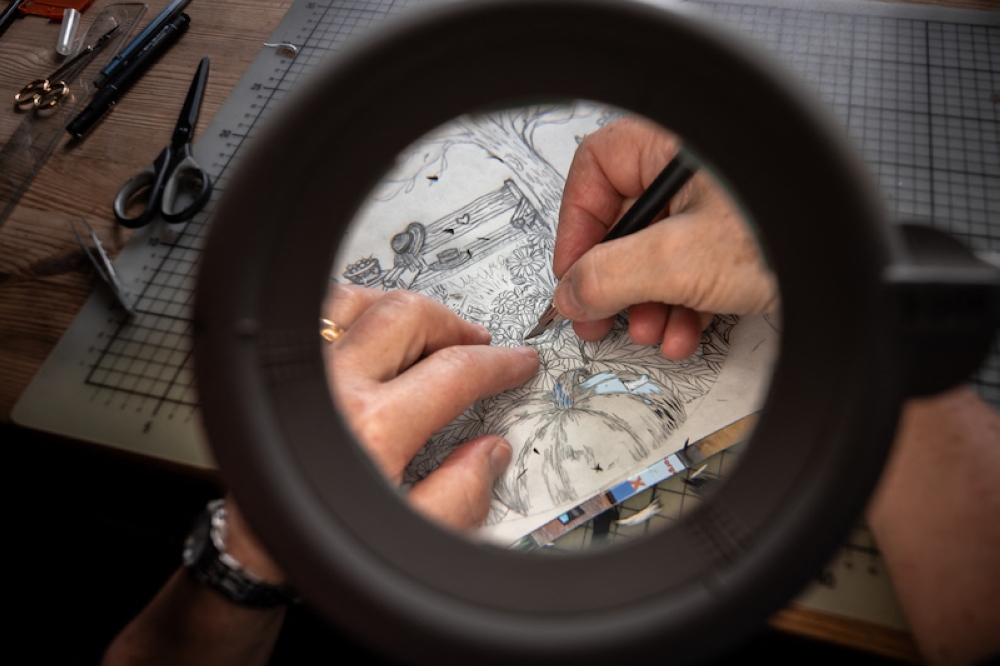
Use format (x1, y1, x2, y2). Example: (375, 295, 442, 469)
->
(320, 318, 345, 343)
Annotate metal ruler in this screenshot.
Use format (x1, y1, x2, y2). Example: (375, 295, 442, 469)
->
(12, 0, 999, 634)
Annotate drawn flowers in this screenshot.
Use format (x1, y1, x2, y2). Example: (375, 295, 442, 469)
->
(506, 245, 546, 285)
(487, 284, 548, 348)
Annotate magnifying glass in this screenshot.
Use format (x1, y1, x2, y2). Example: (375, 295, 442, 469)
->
(193, 0, 1000, 662)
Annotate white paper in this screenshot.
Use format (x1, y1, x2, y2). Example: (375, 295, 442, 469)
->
(333, 102, 777, 544)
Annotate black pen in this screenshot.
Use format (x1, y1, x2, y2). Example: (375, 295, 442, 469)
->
(0, 0, 27, 40)
(67, 13, 190, 139)
(94, 0, 190, 88)
(524, 153, 698, 340)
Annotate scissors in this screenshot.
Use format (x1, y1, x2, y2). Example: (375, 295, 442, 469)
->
(14, 25, 120, 111)
(113, 57, 213, 228)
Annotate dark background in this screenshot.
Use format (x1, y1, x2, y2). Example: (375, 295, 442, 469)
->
(8, 421, 905, 664)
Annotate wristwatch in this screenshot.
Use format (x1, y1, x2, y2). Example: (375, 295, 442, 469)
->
(182, 499, 297, 607)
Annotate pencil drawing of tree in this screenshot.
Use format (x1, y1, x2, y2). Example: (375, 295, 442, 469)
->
(375, 103, 611, 232)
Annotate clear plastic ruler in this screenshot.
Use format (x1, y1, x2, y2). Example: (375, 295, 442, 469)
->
(0, 3, 147, 228)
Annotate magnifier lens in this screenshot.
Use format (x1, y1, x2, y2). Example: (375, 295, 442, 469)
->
(324, 106, 778, 552)
(196, 1, 904, 658)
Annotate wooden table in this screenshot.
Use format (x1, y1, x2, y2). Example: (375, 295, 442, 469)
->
(0, 0, 991, 662)
(0, 0, 295, 417)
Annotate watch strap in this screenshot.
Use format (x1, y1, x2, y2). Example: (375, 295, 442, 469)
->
(187, 553, 298, 607)
(184, 499, 298, 608)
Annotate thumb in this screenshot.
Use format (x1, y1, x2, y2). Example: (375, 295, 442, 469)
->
(553, 220, 694, 322)
(553, 211, 776, 321)
(407, 435, 512, 531)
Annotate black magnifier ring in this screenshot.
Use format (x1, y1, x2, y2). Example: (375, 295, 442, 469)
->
(195, 0, 899, 662)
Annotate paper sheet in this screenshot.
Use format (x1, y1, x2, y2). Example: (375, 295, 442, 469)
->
(333, 102, 777, 544)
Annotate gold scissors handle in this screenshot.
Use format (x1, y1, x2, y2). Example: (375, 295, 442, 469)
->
(14, 79, 69, 110)
(14, 79, 51, 107)
(12, 25, 120, 111)
(34, 81, 69, 110)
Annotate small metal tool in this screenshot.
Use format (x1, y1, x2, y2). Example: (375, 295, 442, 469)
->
(113, 56, 213, 228)
(69, 216, 136, 315)
(264, 41, 298, 58)
(14, 24, 119, 111)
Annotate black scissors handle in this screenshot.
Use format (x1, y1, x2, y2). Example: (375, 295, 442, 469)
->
(112, 57, 212, 228)
(114, 145, 173, 228)
(161, 142, 213, 223)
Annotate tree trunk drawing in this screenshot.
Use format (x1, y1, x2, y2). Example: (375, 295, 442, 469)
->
(376, 104, 593, 235)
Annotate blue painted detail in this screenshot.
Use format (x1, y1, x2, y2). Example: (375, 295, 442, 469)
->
(608, 481, 636, 503)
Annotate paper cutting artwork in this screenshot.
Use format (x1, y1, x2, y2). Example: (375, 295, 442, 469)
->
(334, 103, 777, 544)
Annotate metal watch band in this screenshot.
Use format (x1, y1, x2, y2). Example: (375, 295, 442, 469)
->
(183, 499, 297, 608)
(187, 553, 297, 608)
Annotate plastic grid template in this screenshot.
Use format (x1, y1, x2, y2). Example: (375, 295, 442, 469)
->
(546, 1, 999, 560)
(695, 0, 1000, 406)
(81, 0, 412, 418)
(11, 0, 998, 464)
(74, 0, 1000, 419)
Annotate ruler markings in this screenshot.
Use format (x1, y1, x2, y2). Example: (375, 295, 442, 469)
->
(69, 0, 412, 410)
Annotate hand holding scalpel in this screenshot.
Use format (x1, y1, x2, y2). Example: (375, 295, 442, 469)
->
(524, 152, 698, 340)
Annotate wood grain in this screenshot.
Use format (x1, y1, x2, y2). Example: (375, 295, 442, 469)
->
(0, 0, 294, 417)
(1, 0, 995, 416)
(771, 606, 923, 662)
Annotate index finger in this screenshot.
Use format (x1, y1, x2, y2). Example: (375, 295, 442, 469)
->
(553, 117, 681, 278)
(323, 283, 387, 328)
(331, 289, 491, 382)
(353, 345, 538, 480)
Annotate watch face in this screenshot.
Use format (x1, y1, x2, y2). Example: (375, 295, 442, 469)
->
(182, 510, 212, 566)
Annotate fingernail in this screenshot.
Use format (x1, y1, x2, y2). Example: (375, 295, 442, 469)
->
(513, 346, 538, 360)
(489, 439, 513, 476)
(474, 323, 492, 342)
(554, 279, 585, 319)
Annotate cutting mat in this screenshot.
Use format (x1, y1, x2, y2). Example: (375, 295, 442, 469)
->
(11, 0, 999, 638)
(13, 0, 415, 466)
(558, 0, 999, 634)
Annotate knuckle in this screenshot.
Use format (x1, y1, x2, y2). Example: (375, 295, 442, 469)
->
(433, 344, 479, 373)
(328, 283, 370, 316)
(451, 468, 490, 528)
(383, 288, 425, 311)
(463, 491, 489, 525)
(345, 400, 397, 467)
(380, 289, 433, 325)
(572, 250, 609, 309)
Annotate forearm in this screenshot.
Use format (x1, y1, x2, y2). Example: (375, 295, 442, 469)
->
(103, 496, 289, 665)
(102, 569, 286, 666)
(867, 386, 1000, 666)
